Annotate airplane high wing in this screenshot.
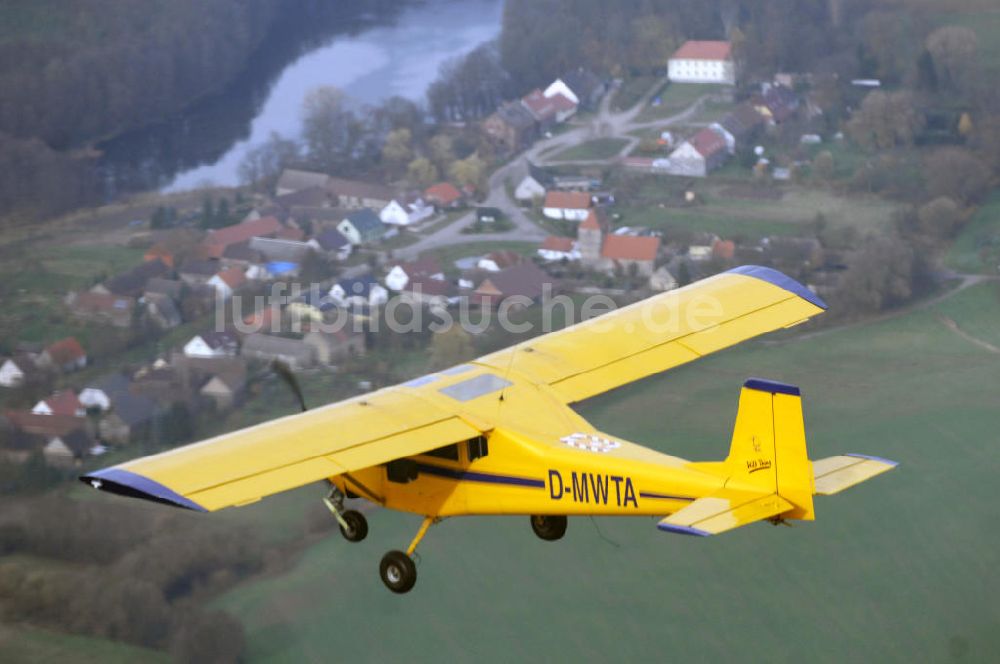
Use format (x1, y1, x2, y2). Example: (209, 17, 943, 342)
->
(83, 266, 828, 513)
(86, 389, 484, 512)
(478, 265, 826, 403)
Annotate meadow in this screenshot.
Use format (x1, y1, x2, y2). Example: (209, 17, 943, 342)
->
(208, 281, 1000, 662)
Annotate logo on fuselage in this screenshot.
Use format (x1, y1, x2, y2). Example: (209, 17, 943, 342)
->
(560, 432, 622, 454)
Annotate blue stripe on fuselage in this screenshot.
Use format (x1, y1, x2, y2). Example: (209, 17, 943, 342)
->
(415, 463, 545, 488)
(639, 491, 695, 502)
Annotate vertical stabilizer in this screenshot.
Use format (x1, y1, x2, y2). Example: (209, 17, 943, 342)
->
(725, 378, 814, 520)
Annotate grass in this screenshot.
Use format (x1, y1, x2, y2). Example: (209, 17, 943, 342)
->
(0, 623, 167, 663)
(611, 75, 660, 111)
(0, 243, 146, 348)
(945, 191, 1000, 274)
(212, 281, 1000, 662)
(618, 185, 898, 240)
(550, 138, 629, 162)
(637, 82, 720, 122)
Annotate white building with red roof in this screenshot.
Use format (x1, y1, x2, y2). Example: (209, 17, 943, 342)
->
(542, 191, 592, 221)
(667, 126, 730, 177)
(668, 40, 736, 85)
(537, 236, 579, 263)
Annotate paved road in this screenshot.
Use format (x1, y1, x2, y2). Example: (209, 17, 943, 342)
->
(391, 77, 709, 263)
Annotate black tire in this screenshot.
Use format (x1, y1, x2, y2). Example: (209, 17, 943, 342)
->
(379, 550, 417, 593)
(530, 515, 567, 541)
(339, 510, 368, 542)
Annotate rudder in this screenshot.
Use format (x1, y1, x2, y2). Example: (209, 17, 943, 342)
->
(725, 378, 814, 521)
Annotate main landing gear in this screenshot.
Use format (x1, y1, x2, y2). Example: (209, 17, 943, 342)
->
(324, 486, 368, 542)
(379, 516, 435, 594)
(325, 485, 434, 594)
(531, 515, 567, 541)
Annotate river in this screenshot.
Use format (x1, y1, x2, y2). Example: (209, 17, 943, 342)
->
(97, 0, 503, 196)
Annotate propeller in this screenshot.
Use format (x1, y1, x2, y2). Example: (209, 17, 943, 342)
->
(271, 360, 308, 412)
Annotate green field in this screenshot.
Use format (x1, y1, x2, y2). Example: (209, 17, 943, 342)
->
(0, 623, 167, 663)
(0, 242, 146, 348)
(610, 75, 660, 112)
(551, 138, 630, 162)
(617, 187, 897, 240)
(637, 83, 720, 122)
(945, 192, 1000, 274)
(210, 282, 1000, 662)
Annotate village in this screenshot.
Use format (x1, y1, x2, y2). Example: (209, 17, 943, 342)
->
(0, 39, 934, 471)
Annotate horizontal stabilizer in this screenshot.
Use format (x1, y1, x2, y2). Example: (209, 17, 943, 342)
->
(657, 492, 793, 537)
(812, 454, 899, 496)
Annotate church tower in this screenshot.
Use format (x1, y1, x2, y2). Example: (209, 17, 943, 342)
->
(577, 208, 606, 268)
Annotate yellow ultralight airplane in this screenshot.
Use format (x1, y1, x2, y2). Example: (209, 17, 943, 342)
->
(82, 266, 897, 593)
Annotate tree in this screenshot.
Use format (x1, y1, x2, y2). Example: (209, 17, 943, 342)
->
(923, 147, 990, 206)
(199, 197, 216, 229)
(915, 196, 962, 239)
(301, 86, 360, 172)
(847, 91, 925, 150)
(448, 153, 487, 191)
(958, 112, 974, 139)
(238, 132, 300, 190)
(925, 26, 980, 97)
(833, 234, 917, 315)
(812, 150, 835, 182)
(406, 157, 439, 189)
(381, 128, 413, 177)
(428, 134, 456, 173)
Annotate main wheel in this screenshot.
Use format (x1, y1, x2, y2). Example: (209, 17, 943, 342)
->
(339, 510, 368, 542)
(379, 550, 417, 593)
(530, 515, 567, 541)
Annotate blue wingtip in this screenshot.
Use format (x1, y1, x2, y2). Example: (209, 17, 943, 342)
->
(80, 468, 207, 512)
(657, 523, 711, 537)
(744, 377, 801, 396)
(846, 453, 900, 468)
(727, 265, 827, 310)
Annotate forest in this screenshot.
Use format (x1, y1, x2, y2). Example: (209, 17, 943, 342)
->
(0, 0, 410, 223)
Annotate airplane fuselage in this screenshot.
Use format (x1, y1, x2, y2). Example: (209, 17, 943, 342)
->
(331, 427, 727, 519)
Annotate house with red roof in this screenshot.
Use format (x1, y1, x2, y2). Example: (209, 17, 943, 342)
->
(208, 266, 247, 299)
(67, 291, 136, 328)
(578, 208, 660, 276)
(668, 40, 737, 85)
(667, 127, 730, 177)
(521, 89, 577, 129)
(537, 236, 579, 262)
(38, 338, 87, 373)
(202, 217, 283, 258)
(542, 190, 592, 221)
(32, 390, 85, 418)
(424, 183, 464, 209)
